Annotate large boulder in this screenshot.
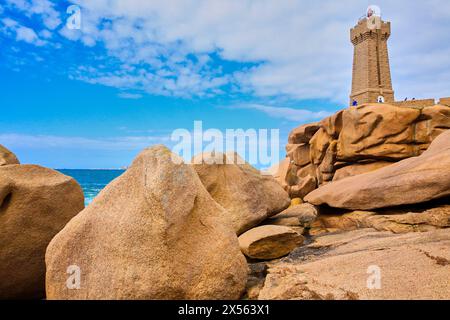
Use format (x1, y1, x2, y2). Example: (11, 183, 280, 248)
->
(239, 225, 304, 260)
(192, 152, 290, 235)
(332, 161, 393, 181)
(45, 146, 248, 300)
(286, 144, 310, 167)
(0, 144, 19, 166)
(288, 123, 321, 144)
(0, 165, 84, 299)
(336, 104, 422, 161)
(305, 130, 450, 210)
(265, 203, 318, 228)
(416, 104, 450, 146)
(288, 175, 317, 199)
(258, 228, 450, 300)
(309, 128, 332, 165)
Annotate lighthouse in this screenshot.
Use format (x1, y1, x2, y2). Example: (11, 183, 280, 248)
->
(350, 6, 395, 106)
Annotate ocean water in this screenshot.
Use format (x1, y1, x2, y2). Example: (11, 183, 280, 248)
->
(58, 169, 125, 206)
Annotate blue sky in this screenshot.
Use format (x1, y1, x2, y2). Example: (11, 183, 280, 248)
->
(1, 0, 450, 168)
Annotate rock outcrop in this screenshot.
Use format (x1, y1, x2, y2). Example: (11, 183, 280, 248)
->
(265, 203, 318, 228)
(192, 152, 290, 235)
(0, 144, 19, 166)
(335, 104, 422, 160)
(332, 161, 393, 181)
(305, 129, 450, 210)
(246, 104, 450, 301)
(239, 225, 304, 260)
(282, 103, 450, 199)
(45, 146, 248, 300)
(0, 165, 84, 299)
(258, 228, 450, 300)
(311, 205, 450, 235)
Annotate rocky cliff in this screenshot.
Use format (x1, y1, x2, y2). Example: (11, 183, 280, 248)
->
(280, 103, 450, 199)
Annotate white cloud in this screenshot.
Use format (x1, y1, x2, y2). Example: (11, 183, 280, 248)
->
(16, 25, 38, 42)
(0, 17, 47, 46)
(39, 28, 52, 39)
(70, 62, 231, 98)
(5, 0, 61, 29)
(2, 17, 18, 27)
(5, 0, 28, 11)
(0, 133, 171, 151)
(232, 104, 332, 122)
(4, 0, 450, 102)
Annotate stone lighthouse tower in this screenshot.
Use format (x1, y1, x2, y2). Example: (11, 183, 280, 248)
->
(350, 6, 395, 105)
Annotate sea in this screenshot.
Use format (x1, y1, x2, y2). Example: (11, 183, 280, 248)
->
(57, 169, 125, 206)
